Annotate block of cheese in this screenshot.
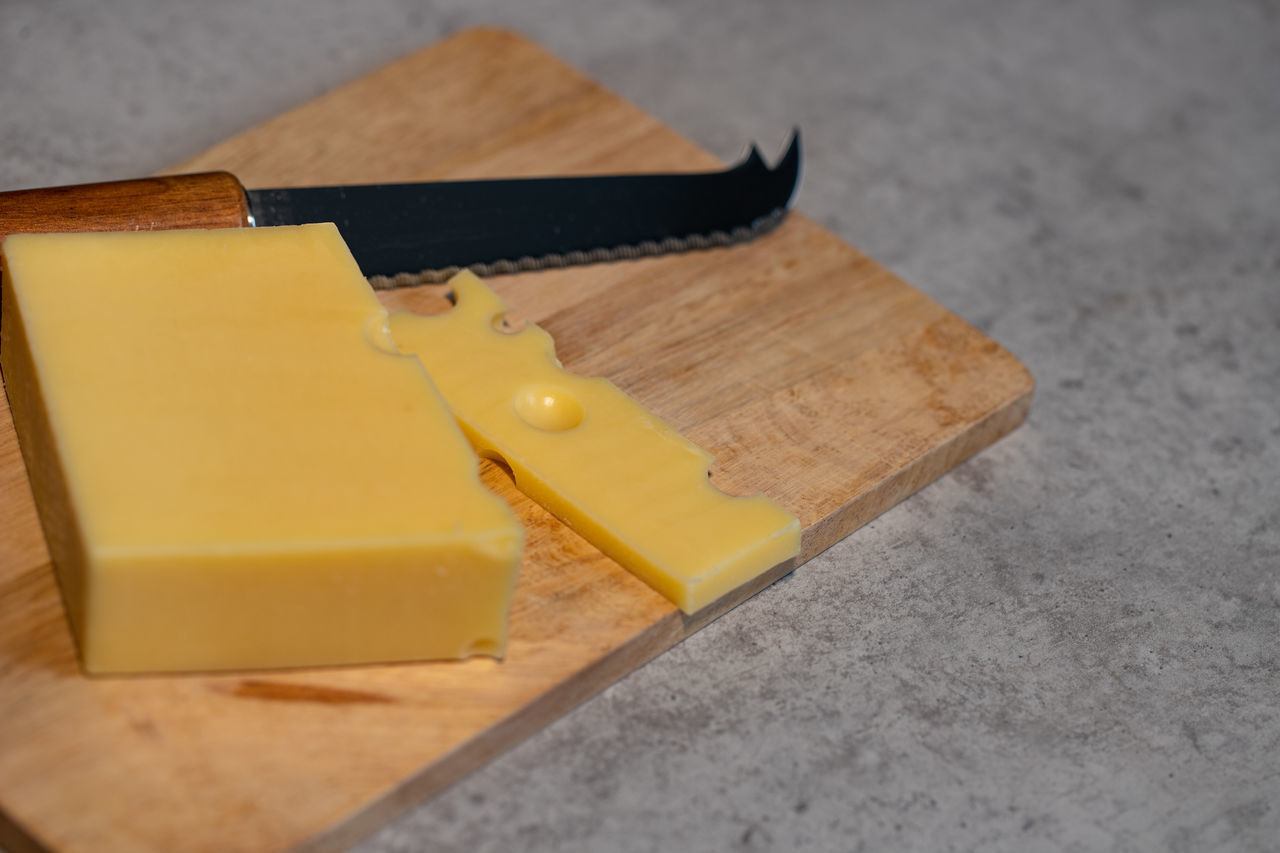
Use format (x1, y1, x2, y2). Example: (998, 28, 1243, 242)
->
(388, 271, 800, 614)
(0, 224, 522, 674)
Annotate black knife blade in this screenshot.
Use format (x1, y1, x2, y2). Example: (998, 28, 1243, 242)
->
(247, 131, 801, 279)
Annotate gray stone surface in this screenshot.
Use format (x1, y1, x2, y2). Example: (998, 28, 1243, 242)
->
(3, 1, 1277, 850)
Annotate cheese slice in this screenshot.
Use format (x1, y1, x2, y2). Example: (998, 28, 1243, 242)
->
(388, 272, 800, 614)
(0, 224, 522, 674)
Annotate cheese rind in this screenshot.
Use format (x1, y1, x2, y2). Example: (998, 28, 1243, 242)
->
(0, 225, 522, 674)
(388, 272, 801, 614)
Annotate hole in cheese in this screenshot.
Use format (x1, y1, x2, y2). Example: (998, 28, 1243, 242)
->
(374, 283, 455, 317)
(481, 451, 517, 485)
(491, 310, 527, 335)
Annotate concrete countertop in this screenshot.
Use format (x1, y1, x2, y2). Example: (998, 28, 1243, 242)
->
(2, 1, 1276, 850)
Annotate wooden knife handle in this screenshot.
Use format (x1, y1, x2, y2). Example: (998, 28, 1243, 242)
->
(0, 172, 251, 246)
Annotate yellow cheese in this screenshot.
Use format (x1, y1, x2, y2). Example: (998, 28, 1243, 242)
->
(388, 272, 800, 614)
(0, 225, 522, 674)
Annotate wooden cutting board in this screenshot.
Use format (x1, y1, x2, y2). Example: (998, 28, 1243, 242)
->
(0, 27, 1033, 853)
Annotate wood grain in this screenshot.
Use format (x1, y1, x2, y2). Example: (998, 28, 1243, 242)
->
(0, 172, 250, 246)
(0, 27, 1034, 852)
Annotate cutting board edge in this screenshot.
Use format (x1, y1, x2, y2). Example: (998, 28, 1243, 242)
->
(799, 369, 1034, 562)
(296, 608, 687, 853)
(297, 549, 815, 851)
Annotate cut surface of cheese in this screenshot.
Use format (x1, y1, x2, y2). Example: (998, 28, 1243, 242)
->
(0, 225, 522, 674)
(388, 271, 800, 614)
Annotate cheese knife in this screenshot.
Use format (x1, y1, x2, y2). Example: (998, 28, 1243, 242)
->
(0, 132, 800, 285)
